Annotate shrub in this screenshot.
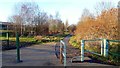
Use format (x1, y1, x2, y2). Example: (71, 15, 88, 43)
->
(34, 36, 42, 41)
(69, 36, 80, 48)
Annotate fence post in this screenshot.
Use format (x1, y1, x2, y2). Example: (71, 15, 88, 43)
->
(104, 39, 108, 57)
(81, 40, 84, 62)
(16, 32, 22, 63)
(101, 40, 104, 56)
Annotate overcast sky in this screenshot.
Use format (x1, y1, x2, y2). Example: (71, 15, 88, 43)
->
(0, 0, 119, 25)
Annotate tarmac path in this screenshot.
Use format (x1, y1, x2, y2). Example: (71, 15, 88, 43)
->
(2, 35, 113, 67)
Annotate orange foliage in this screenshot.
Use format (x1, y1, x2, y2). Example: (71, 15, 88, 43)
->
(75, 8, 119, 41)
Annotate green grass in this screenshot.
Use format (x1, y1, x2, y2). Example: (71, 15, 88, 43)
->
(0, 37, 9, 40)
(0, 37, 36, 42)
(0, 33, 69, 43)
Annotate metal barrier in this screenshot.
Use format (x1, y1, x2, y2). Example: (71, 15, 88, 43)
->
(60, 40, 66, 67)
(81, 39, 104, 62)
(108, 40, 120, 57)
(16, 32, 22, 63)
(80, 39, 120, 62)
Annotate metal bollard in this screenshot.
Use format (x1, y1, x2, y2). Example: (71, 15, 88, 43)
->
(16, 32, 22, 63)
(101, 40, 104, 56)
(63, 41, 66, 67)
(60, 40, 66, 67)
(81, 40, 84, 62)
(60, 41, 63, 64)
(6, 32, 9, 46)
(103, 39, 108, 57)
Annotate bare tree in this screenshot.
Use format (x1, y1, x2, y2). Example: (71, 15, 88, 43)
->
(48, 12, 63, 34)
(9, 2, 39, 36)
(9, 2, 64, 36)
(95, 2, 114, 15)
(9, 15, 23, 35)
(65, 20, 69, 32)
(80, 8, 94, 22)
(34, 11, 49, 35)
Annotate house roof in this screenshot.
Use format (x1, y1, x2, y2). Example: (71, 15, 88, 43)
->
(0, 22, 12, 25)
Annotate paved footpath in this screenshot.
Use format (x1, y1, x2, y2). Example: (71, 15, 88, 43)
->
(2, 43, 62, 66)
(2, 35, 113, 67)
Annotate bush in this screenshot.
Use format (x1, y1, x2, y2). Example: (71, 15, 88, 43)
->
(108, 43, 120, 65)
(34, 36, 42, 41)
(69, 36, 80, 48)
(89, 43, 120, 66)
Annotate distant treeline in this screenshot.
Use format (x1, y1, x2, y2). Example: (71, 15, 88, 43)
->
(7, 2, 76, 36)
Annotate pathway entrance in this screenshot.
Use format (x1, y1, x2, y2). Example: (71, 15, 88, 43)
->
(2, 35, 113, 66)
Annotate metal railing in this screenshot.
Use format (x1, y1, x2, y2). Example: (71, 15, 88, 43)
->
(60, 40, 66, 67)
(80, 38, 120, 62)
(81, 39, 104, 61)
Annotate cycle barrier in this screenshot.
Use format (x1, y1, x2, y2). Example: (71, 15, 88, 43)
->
(2, 30, 22, 63)
(16, 32, 22, 63)
(108, 40, 120, 61)
(80, 38, 120, 62)
(81, 39, 104, 62)
(60, 40, 66, 67)
(13, 33, 120, 64)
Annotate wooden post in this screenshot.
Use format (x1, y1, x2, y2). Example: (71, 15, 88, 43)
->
(81, 40, 84, 62)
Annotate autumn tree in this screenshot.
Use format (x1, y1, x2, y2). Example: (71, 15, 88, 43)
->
(118, 2, 120, 39)
(74, 2, 119, 42)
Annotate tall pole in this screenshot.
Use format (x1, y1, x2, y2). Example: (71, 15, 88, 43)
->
(81, 40, 84, 62)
